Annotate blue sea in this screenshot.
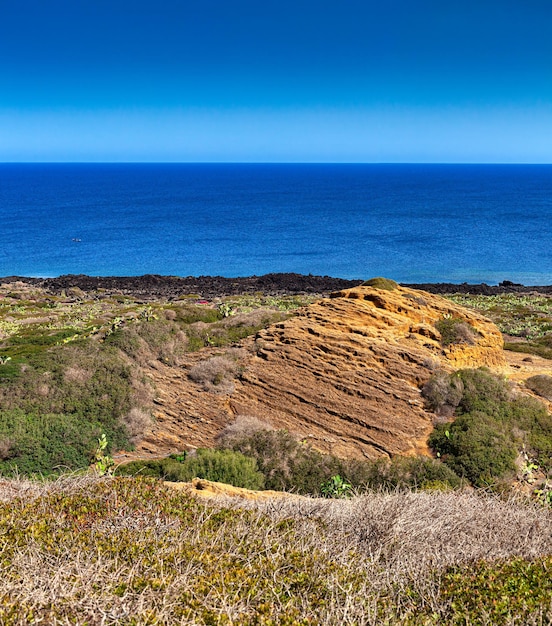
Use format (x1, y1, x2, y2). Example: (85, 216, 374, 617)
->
(1, 163, 551, 284)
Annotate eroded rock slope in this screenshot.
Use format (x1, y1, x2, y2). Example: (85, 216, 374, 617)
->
(131, 284, 505, 462)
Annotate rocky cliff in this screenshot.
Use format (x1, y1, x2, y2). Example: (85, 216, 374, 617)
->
(130, 283, 505, 462)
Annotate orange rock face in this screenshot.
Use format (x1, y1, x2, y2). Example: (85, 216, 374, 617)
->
(130, 285, 505, 463)
(166, 478, 302, 501)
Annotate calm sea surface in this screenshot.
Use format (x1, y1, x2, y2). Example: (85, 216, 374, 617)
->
(1, 163, 551, 284)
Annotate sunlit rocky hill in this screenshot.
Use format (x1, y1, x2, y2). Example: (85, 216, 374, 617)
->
(136, 280, 505, 461)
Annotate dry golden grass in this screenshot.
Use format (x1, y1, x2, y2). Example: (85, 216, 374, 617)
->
(0, 474, 549, 624)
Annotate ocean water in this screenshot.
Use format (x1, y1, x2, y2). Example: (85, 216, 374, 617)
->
(1, 163, 551, 284)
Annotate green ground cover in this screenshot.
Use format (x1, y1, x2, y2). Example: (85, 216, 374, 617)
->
(0, 475, 550, 625)
(445, 293, 552, 358)
(0, 287, 313, 476)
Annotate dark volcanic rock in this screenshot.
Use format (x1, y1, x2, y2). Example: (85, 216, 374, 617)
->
(402, 282, 552, 295)
(0, 273, 363, 300)
(2, 274, 552, 298)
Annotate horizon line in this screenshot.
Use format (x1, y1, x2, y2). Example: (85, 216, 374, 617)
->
(2, 161, 552, 166)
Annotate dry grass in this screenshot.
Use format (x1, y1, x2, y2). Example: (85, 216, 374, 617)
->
(525, 374, 552, 401)
(215, 415, 274, 448)
(248, 489, 552, 570)
(0, 475, 549, 624)
(63, 365, 93, 385)
(188, 355, 241, 394)
(122, 407, 153, 444)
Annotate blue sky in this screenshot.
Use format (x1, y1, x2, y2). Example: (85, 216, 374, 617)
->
(1, 0, 551, 162)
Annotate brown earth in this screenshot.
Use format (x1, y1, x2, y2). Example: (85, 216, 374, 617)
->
(166, 478, 303, 501)
(121, 283, 507, 463)
(503, 351, 552, 414)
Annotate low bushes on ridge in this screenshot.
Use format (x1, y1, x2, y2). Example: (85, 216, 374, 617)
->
(425, 367, 552, 487)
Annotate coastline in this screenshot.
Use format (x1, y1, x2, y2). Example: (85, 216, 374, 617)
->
(2, 273, 552, 299)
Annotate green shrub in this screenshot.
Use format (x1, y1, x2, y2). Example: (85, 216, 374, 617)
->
(435, 316, 477, 346)
(0, 409, 99, 476)
(432, 557, 552, 624)
(184, 309, 285, 350)
(454, 368, 511, 415)
(0, 339, 149, 475)
(179, 448, 265, 489)
(103, 326, 142, 357)
(504, 340, 552, 360)
(525, 374, 552, 401)
(117, 449, 265, 489)
(219, 426, 463, 494)
(320, 475, 352, 498)
(362, 277, 398, 290)
(356, 455, 463, 491)
(429, 412, 517, 487)
(171, 304, 222, 325)
(426, 368, 552, 486)
(220, 428, 342, 494)
(117, 457, 191, 480)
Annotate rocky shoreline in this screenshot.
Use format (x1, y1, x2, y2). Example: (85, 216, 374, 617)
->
(1, 273, 552, 299)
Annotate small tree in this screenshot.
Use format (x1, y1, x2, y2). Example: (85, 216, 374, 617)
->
(93, 433, 114, 476)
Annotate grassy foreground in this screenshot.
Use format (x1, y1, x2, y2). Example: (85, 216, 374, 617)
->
(0, 474, 551, 625)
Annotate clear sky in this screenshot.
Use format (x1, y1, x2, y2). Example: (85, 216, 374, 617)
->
(1, 0, 551, 162)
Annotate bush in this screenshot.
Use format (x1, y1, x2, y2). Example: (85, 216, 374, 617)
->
(219, 426, 463, 495)
(422, 369, 464, 416)
(106, 318, 189, 365)
(434, 557, 552, 624)
(356, 455, 463, 491)
(180, 448, 265, 489)
(103, 326, 142, 358)
(362, 277, 398, 290)
(426, 368, 552, 486)
(429, 412, 517, 487)
(122, 408, 152, 445)
(424, 368, 513, 418)
(215, 415, 274, 449)
(525, 374, 552, 401)
(219, 428, 344, 494)
(455, 368, 511, 415)
(184, 309, 285, 350)
(435, 316, 477, 346)
(116, 458, 179, 479)
(0, 338, 153, 475)
(188, 355, 240, 394)
(119, 449, 265, 490)
(0, 409, 99, 476)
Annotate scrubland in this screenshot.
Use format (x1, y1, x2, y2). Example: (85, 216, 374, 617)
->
(1, 282, 552, 623)
(0, 474, 551, 625)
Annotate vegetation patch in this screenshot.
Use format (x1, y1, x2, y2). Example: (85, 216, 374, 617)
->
(188, 353, 242, 394)
(525, 374, 552, 401)
(445, 293, 552, 359)
(429, 557, 552, 625)
(362, 276, 398, 290)
(119, 448, 265, 489)
(0, 476, 550, 624)
(217, 421, 463, 495)
(0, 286, 312, 477)
(435, 316, 477, 346)
(426, 368, 552, 487)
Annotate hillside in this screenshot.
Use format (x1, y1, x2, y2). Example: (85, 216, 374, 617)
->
(1, 274, 551, 487)
(136, 281, 505, 460)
